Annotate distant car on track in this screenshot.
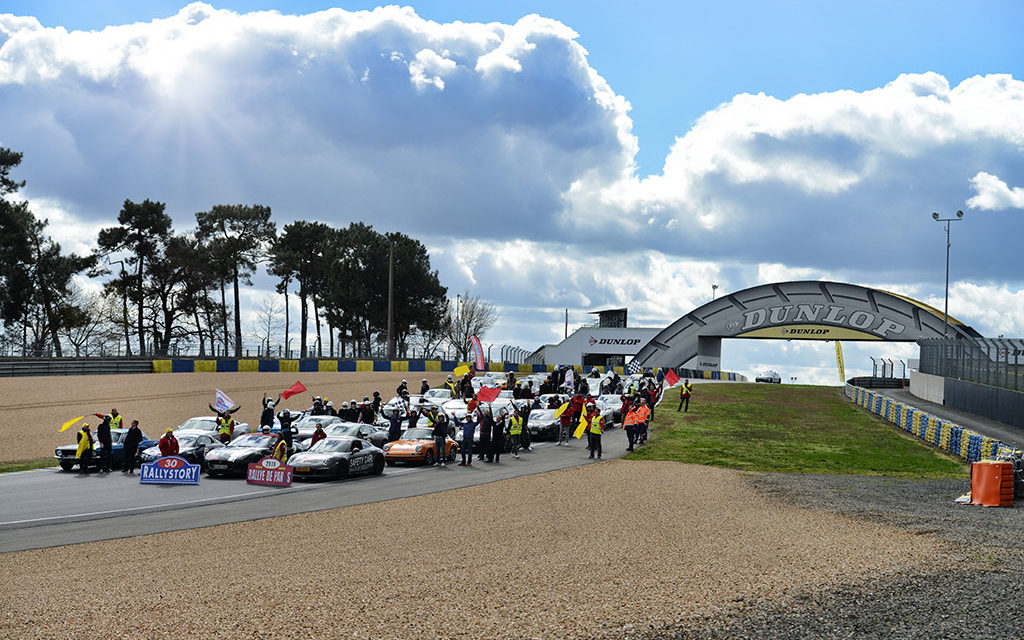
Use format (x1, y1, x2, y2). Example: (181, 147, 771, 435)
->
(756, 370, 782, 384)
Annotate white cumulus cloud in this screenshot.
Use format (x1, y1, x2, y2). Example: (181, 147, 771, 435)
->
(966, 171, 1024, 210)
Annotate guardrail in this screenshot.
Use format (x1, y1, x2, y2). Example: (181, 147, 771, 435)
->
(0, 359, 154, 377)
(844, 383, 1015, 463)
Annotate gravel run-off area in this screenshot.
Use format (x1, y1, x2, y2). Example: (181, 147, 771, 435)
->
(1, 371, 416, 463)
(3, 459, 1022, 639)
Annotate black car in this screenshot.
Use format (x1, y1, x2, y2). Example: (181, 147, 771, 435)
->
(138, 430, 225, 469)
(204, 433, 278, 477)
(54, 428, 157, 472)
(288, 437, 385, 480)
(324, 422, 389, 448)
(526, 408, 561, 440)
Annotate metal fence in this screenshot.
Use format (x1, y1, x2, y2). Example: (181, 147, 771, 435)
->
(918, 337, 1024, 392)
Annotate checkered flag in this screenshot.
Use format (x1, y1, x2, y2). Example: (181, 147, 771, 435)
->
(626, 359, 642, 375)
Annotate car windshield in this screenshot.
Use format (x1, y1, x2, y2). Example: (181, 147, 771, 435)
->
(296, 416, 336, 429)
(424, 389, 449, 399)
(229, 434, 273, 447)
(175, 436, 198, 448)
(401, 429, 433, 440)
(310, 439, 351, 452)
(599, 395, 622, 406)
(325, 425, 359, 437)
(177, 418, 216, 431)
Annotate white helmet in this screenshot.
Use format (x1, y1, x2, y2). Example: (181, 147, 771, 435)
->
(267, 401, 275, 409)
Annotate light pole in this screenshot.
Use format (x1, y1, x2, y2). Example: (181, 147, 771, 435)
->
(712, 283, 719, 300)
(932, 210, 964, 338)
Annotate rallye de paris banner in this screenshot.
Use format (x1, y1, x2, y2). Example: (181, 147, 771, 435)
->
(140, 456, 201, 485)
(247, 457, 293, 487)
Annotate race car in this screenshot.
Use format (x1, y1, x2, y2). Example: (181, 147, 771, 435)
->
(54, 428, 157, 472)
(382, 427, 458, 466)
(173, 416, 251, 441)
(756, 370, 782, 384)
(288, 437, 385, 480)
(204, 433, 278, 477)
(324, 422, 389, 448)
(138, 429, 224, 469)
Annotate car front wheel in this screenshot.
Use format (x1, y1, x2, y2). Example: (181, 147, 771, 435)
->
(423, 449, 435, 466)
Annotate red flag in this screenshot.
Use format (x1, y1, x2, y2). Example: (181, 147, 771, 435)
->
(281, 380, 307, 400)
(665, 369, 680, 387)
(476, 387, 501, 403)
(467, 399, 478, 412)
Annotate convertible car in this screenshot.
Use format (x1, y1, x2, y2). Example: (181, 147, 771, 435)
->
(138, 429, 224, 469)
(288, 437, 385, 480)
(382, 428, 457, 466)
(54, 428, 157, 472)
(205, 433, 278, 477)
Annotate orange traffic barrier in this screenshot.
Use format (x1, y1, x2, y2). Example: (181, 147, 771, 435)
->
(970, 461, 1014, 507)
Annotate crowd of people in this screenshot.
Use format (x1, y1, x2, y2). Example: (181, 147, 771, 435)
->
(70, 366, 690, 473)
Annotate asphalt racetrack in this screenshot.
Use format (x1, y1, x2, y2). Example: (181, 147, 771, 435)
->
(0, 429, 628, 552)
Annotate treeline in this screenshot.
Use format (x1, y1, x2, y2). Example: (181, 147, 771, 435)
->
(0, 147, 495, 359)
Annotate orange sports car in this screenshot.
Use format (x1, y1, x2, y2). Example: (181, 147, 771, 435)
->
(382, 427, 458, 466)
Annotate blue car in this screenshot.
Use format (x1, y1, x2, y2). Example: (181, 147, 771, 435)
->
(54, 428, 157, 472)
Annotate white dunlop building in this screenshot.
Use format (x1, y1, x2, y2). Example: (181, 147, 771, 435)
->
(535, 326, 662, 369)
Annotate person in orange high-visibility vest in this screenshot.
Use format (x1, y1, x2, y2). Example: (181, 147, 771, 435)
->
(271, 434, 288, 463)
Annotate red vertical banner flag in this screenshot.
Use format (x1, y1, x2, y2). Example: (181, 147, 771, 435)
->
(281, 380, 307, 399)
(665, 369, 680, 388)
(470, 335, 485, 371)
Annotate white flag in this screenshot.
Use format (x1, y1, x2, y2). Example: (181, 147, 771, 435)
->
(214, 389, 236, 412)
(562, 368, 574, 389)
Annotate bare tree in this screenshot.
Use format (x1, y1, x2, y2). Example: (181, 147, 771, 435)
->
(443, 291, 498, 361)
(59, 283, 110, 356)
(249, 294, 284, 356)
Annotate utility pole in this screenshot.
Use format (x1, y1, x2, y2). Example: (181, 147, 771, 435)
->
(564, 308, 568, 339)
(386, 240, 395, 359)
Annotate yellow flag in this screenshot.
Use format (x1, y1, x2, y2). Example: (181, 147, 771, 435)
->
(553, 402, 570, 418)
(835, 341, 845, 384)
(573, 412, 588, 439)
(453, 364, 470, 378)
(60, 415, 85, 432)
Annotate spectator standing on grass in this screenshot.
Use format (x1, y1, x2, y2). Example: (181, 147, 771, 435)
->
(420, 378, 430, 395)
(122, 420, 144, 474)
(75, 423, 94, 473)
(110, 408, 123, 431)
(371, 391, 382, 417)
(158, 428, 179, 457)
(96, 414, 113, 472)
(396, 379, 408, 396)
(359, 397, 375, 424)
(677, 379, 693, 413)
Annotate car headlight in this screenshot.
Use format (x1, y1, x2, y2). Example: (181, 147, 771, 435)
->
(415, 445, 423, 452)
(382, 444, 391, 451)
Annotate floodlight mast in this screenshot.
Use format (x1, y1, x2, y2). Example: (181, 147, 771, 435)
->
(931, 210, 965, 338)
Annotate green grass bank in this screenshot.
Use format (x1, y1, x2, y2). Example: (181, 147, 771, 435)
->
(629, 383, 965, 478)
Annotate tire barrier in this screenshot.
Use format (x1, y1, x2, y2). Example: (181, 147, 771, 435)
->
(152, 359, 747, 381)
(845, 384, 1016, 463)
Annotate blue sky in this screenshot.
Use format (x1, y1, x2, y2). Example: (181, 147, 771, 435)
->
(2, 1, 1023, 383)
